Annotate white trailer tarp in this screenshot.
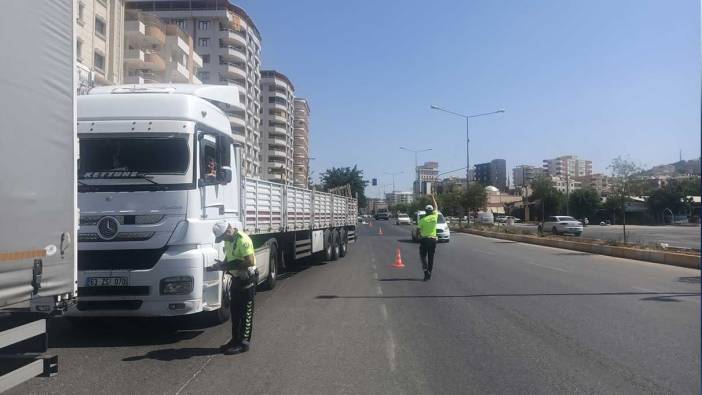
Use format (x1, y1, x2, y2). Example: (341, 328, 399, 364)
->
(0, 1, 77, 309)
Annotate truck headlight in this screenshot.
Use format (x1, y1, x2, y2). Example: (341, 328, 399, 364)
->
(160, 276, 194, 295)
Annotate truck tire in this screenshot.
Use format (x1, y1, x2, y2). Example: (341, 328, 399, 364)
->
(339, 230, 348, 257)
(331, 230, 340, 261)
(323, 230, 333, 262)
(261, 244, 278, 290)
(210, 273, 232, 324)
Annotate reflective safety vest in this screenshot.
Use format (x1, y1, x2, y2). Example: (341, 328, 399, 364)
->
(418, 212, 438, 238)
(224, 232, 256, 265)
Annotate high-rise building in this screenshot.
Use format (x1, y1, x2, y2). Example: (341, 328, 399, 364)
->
(293, 98, 310, 187)
(543, 155, 592, 178)
(414, 161, 439, 195)
(512, 165, 543, 187)
(574, 173, 610, 195)
(385, 191, 414, 205)
(549, 176, 582, 193)
(127, 0, 263, 177)
(76, 0, 126, 93)
(261, 70, 295, 184)
(124, 10, 202, 84)
(474, 159, 507, 190)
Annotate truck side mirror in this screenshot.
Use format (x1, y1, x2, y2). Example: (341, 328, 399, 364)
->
(218, 166, 232, 184)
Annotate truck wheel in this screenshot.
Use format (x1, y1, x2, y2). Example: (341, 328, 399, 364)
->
(262, 244, 278, 290)
(210, 273, 232, 324)
(331, 230, 340, 261)
(323, 230, 333, 262)
(339, 230, 348, 257)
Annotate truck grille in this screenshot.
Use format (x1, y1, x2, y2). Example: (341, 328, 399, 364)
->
(77, 300, 143, 311)
(78, 286, 150, 297)
(78, 248, 167, 271)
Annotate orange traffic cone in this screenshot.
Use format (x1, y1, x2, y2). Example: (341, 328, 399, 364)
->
(392, 248, 405, 268)
(378, 227, 383, 235)
(369, 222, 373, 227)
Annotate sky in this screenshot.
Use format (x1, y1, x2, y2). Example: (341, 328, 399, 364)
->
(236, 0, 700, 196)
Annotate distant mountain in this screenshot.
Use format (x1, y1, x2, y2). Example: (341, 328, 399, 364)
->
(640, 158, 701, 177)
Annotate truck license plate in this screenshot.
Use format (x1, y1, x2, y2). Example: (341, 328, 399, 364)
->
(86, 277, 128, 287)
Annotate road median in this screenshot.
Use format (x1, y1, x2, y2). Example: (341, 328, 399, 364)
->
(456, 228, 700, 270)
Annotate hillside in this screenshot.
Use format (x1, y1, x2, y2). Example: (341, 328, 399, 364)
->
(640, 158, 700, 177)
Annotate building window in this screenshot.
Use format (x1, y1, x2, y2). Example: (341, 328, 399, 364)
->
(198, 71, 210, 81)
(198, 38, 209, 47)
(93, 51, 105, 72)
(77, 2, 85, 24)
(201, 54, 210, 64)
(76, 39, 83, 62)
(198, 20, 209, 30)
(94, 16, 106, 38)
(174, 19, 185, 29)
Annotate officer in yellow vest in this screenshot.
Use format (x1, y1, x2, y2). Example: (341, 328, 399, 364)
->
(211, 220, 258, 355)
(418, 194, 439, 281)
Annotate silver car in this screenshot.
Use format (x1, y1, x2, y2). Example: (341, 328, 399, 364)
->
(542, 216, 583, 236)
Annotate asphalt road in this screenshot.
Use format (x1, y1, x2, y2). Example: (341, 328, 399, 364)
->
(12, 222, 700, 394)
(510, 223, 700, 249)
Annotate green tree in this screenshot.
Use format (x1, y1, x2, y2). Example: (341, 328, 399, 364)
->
(463, 183, 487, 213)
(647, 185, 693, 223)
(437, 191, 463, 217)
(568, 188, 601, 221)
(320, 165, 368, 208)
(529, 176, 564, 220)
(608, 156, 643, 243)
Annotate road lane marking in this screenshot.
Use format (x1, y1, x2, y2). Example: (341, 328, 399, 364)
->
(380, 303, 389, 321)
(376, 284, 383, 295)
(175, 355, 215, 395)
(373, 272, 378, 280)
(371, 264, 377, 270)
(385, 329, 397, 372)
(522, 260, 569, 272)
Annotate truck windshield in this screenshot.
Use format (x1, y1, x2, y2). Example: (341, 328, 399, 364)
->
(78, 135, 193, 191)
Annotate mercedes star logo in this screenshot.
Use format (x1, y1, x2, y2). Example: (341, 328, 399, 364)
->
(96, 216, 119, 240)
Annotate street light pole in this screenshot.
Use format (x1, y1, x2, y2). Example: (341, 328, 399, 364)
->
(430, 105, 505, 190)
(384, 171, 403, 195)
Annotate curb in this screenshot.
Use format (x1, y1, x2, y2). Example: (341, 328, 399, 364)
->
(458, 229, 700, 270)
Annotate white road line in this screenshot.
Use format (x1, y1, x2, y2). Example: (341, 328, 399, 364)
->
(371, 264, 377, 270)
(376, 284, 383, 295)
(522, 260, 569, 272)
(175, 355, 215, 395)
(385, 329, 397, 372)
(380, 303, 389, 321)
(373, 272, 378, 280)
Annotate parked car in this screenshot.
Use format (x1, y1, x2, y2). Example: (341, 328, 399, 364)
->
(412, 211, 450, 243)
(542, 216, 583, 236)
(396, 213, 411, 225)
(477, 211, 494, 224)
(495, 215, 507, 223)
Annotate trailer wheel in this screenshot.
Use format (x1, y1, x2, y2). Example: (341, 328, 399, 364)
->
(339, 230, 348, 257)
(210, 273, 232, 324)
(323, 230, 333, 262)
(262, 244, 278, 290)
(331, 230, 340, 261)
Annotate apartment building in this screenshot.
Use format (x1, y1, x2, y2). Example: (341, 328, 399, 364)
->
(128, 0, 263, 177)
(512, 165, 543, 187)
(574, 173, 610, 195)
(385, 191, 414, 205)
(414, 161, 439, 195)
(543, 155, 592, 178)
(124, 10, 202, 84)
(293, 98, 311, 187)
(475, 159, 507, 190)
(76, 0, 126, 92)
(549, 175, 582, 193)
(261, 70, 295, 184)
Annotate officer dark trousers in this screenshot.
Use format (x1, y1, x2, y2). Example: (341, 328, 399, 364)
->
(419, 237, 437, 273)
(230, 275, 256, 345)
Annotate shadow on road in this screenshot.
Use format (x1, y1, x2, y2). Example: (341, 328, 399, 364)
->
(396, 239, 416, 244)
(378, 278, 424, 282)
(677, 276, 700, 284)
(48, 317, 206, 348)
(492, 241, 518, 244)
(555, 252, 592, 256)
(123, 347, 221, 362)
(315, 291, 700, 302)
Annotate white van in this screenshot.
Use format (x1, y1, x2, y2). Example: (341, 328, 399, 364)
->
(477, 211, 494, 224)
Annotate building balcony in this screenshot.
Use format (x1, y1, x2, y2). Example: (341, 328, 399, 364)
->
(220, 76, 246, 90)
(221, 62, 247, 79)
(124, 49, 145, 68)
(145, 25, 166, 46)
(171, 62, 190, 83)
(269, 136, 287, 147)
(125, 20, 146, 43)
(268, 113, 287, 123)
(219, 44, 247, 63)
(220, 28, 247, 46)
(269, 125, 287, 134)
(268, 148, 286, 158)
(125, 71, 159, 84)
(143, 52, 166, 72)
(228, 115, 246, 128)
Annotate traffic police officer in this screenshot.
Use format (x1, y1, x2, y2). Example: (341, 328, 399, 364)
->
(418, 194, 439, 281)
(211, 220, 258, 355)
